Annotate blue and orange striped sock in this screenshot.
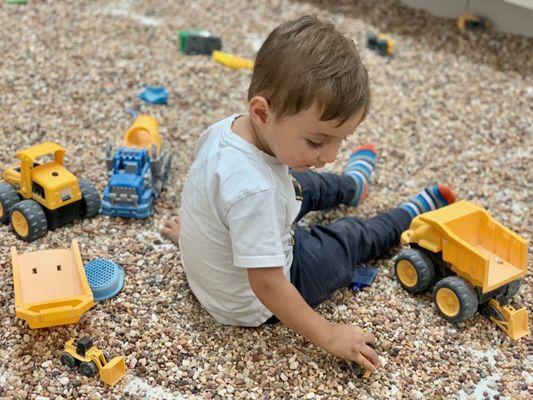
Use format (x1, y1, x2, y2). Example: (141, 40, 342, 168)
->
(343, 144, 377, 207)
(400, 185, 456, 218)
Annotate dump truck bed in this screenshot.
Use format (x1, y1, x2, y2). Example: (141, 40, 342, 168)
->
(11, 240, 94, 329)
(405, 201, 527, 293)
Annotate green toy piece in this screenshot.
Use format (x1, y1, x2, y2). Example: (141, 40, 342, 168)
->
(178, 30, 222, 55)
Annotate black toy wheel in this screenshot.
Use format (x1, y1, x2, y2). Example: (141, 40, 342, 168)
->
(60, 352, 77, 369)
(0, 183, 20, 223)
(394, 248, 435, 293)
(79, 361, 98, 377)
(433, 276, 479, 323)
(162, 152, 171, 186)
(504, 279, 522, 299)
(79, 179, 101, 218)
(10, 200, 48, 242)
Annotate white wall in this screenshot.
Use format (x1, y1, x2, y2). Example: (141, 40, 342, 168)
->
(400, 0, 533, 37)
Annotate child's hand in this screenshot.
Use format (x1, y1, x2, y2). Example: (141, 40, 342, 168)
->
(161, 216, 181, 245)
(325, 324, 379, 371)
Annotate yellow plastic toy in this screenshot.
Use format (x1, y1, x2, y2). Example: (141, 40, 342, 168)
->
(61, 337, 126, 386)
(212, 50, 254, 70)
(457, 12, 491, 31)
(11, 240, 94, 329)
(347, 361, 372, 379)
(122, 114, 162, 157)
(367, 34, 395, 56)
(394, 200, 529, 340)
(0, 142, 100, 241)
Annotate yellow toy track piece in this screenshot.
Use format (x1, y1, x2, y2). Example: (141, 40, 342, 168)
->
(212, 50, 254, 70)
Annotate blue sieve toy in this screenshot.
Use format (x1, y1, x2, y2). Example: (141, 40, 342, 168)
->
(84, 259, 125, 301)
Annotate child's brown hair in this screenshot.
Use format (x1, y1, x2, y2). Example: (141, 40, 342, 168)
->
(248, 15, 370, 125)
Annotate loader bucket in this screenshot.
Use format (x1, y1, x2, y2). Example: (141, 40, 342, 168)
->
(100, 356, 126, 386)
(506, 307, 530, 340)
(488, 299, 530, 341)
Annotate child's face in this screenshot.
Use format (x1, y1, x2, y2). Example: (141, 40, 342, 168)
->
(264, 105, 364, 171)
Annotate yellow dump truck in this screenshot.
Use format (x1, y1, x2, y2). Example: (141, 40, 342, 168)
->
(394, 200, 529, 340)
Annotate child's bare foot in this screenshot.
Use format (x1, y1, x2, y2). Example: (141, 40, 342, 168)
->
(161, 216, 181, 245)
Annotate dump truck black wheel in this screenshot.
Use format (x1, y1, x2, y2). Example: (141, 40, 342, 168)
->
(10, 200, 48, 241)
(433, 276, 478, 323)
(79, 179, 101, 218)
(162, 153, 172, 186)
(504, 279, 521, 299)
(394, 248, 435, 293)
(79, 361, 98, 377)
(60, 352, 77, 369)
(0, 183, 20, 223)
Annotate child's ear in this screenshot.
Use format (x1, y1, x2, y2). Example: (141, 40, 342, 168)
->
(249, 96, 271, 125)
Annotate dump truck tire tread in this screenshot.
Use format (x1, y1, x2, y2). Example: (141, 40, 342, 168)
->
(504, 279, 521, 299)
(394, 248, 435, 293)
(0, 183, 20, 223)
(10, 200, 48, 241)
(433, 276, 478, 323)
(79, 179, 101, 218)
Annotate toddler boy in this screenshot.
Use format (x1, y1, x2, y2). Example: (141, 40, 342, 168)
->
(162, 15, 455, 371)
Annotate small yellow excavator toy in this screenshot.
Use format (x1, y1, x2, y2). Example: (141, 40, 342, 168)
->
(60, 337, 126, 386)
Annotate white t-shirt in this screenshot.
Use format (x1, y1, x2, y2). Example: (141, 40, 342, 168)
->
(179, 115, 301, 327)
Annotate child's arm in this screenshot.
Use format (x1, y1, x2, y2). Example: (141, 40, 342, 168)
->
(248, 267, 379, 371)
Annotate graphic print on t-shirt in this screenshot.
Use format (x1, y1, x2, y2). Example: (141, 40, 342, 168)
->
(291, 175, 304, 201)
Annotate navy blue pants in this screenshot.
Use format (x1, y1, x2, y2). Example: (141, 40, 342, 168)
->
(287, 170, 412, 309)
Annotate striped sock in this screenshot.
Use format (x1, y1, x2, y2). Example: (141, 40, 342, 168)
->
(400, 185, 456, 218)
(344, 144, 377, 207)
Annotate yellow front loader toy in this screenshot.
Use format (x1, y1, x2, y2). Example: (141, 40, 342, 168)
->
(60, 337, 126, 386)
(394, 200, 529, 340)
(0, 142, 100, 241)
